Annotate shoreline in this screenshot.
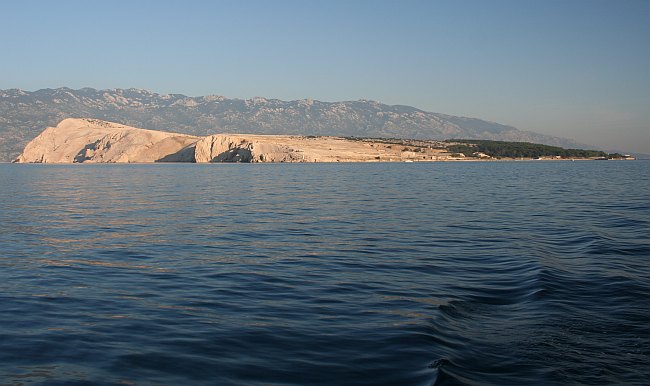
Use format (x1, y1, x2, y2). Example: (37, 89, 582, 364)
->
(4, 157, 637, 165)
(12, 118, 637, 164)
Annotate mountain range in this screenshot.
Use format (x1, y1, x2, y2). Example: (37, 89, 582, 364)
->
(0, 87, 588, 162)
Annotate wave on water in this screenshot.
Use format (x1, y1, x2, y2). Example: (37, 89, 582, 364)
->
(0, 161, 648, 385)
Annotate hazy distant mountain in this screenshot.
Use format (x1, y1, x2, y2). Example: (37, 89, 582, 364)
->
(0, 87, 588, 162)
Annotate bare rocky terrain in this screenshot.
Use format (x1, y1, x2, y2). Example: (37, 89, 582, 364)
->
(15, 119, 199, 163)
(0, 87, 590, 162)
(15, 118, 472, 163)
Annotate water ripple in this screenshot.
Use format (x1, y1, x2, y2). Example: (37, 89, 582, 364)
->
(0, 161, 649, 385)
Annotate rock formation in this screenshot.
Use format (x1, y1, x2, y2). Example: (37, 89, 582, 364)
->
(15, 118, 466, 163)
(194, 134, 368, 163)
(15, 119, 626, 163)
(15, 118, 199, 163)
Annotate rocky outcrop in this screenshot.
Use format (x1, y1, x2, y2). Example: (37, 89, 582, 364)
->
(15, 118, 199, 163)
(15, 118, 469, 163)
(194, 135, 309, 163)
(193, 134, 435, 163)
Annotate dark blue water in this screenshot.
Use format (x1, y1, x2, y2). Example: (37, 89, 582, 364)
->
(1, 161, 649, 385)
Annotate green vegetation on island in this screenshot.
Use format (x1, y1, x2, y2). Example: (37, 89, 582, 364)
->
(445, 139, 625, 159)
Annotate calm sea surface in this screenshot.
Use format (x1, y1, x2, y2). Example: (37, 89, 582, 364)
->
(1, 161, 649, 385)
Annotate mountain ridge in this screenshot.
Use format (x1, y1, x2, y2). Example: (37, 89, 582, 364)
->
(0, 87, 590, 162)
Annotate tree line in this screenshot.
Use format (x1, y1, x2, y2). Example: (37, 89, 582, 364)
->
(444, 139, 615, 159)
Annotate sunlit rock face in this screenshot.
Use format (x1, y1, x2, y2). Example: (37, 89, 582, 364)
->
(15, 118, 199, 163)
(16, 118, 486, 164)
(194, 135, 306, 163)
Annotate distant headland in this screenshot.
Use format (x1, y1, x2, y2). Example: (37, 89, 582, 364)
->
(14, 119, 634, 163)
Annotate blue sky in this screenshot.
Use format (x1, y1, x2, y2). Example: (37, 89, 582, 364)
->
(1, 0, 649, 153)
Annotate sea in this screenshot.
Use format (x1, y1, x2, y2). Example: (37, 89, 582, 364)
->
(0, 161, 648, 386)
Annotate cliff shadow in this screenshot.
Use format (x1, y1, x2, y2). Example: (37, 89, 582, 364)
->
(73, 140, 101, 163)
(211, 148, 252, 162)
(156, 145, 197, 162)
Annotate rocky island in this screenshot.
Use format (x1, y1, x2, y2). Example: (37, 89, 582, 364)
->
(14, 118, 632, 163)
(12, 118, 472, 163)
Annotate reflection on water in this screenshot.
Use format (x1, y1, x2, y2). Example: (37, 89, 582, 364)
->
(0, 162, 649, 385)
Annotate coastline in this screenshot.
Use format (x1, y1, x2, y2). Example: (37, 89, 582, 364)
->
(12, 118, 636, 164)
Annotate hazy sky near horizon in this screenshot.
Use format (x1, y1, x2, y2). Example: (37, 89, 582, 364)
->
(1, 0, 649, 153)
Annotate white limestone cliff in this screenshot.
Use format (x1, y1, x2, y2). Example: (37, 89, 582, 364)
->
(15, 118, 199, 163)
(15, 118, 459, 163)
